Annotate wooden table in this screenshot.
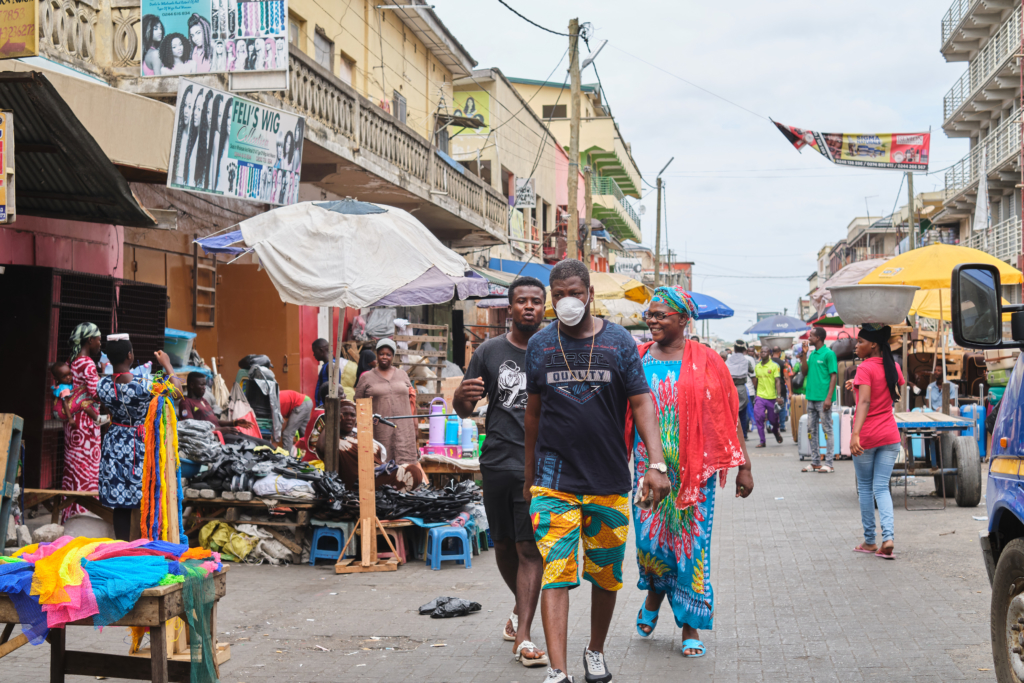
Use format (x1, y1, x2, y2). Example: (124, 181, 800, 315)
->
(0, 567, 229, 683)
(183, 496, 312, 553)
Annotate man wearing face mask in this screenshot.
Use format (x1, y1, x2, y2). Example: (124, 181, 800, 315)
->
(524, 259, 670, 683)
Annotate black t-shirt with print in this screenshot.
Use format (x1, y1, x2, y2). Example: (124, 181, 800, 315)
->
(464, 335, 529, 472)
(525, 320, 648, 496)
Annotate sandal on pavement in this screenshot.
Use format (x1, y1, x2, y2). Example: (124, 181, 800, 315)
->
(801, 464, 820, 472)
(875, 543, 895, 560)
(681, 639, 706, 658)
(775, 431, 783, 444)
(503, 612, 518, 642)
(818, 465, 834, 473)
(755, 443, 766, 448)
(515, 640, 549, 668)
(636, 603, 659, 638)
(853, 544, 876, 554)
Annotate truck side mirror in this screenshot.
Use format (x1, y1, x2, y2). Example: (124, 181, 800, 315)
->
(952, 264, 1002, 347)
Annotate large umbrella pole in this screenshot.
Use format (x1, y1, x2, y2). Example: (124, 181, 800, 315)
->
(323, 307, 344, 472)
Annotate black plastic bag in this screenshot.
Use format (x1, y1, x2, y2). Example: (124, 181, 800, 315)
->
(430, 598, 482, 619)
(418, 596, 453, 615)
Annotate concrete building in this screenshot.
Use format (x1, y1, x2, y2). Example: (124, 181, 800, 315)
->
(938, 0, 1023, 267)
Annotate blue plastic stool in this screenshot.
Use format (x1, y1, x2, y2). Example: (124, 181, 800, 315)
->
(310, 527, 345, 566)
(425, 526, 472, 570)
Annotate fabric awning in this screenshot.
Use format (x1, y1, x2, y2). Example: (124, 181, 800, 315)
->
(195, 230, 248, 255)
(0, 70, 156, 227)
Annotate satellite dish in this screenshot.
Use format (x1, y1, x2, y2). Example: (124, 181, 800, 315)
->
(639, 205, 647, 216)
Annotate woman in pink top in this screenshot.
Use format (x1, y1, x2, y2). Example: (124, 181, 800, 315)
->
(846, 325, 905, 560)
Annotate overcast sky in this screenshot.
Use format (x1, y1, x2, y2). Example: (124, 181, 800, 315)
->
(438, 0, 972, 341)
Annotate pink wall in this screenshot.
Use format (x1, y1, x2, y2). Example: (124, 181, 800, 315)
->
(0, 216, 124, 278)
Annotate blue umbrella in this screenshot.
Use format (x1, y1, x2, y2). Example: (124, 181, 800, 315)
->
(744, 315, 810, 335)
(686, 291, 734, 320)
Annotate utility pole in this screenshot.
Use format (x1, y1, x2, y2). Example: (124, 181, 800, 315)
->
(653, 157, 674, 286)
(566, 17, 581, 261)
(906, 171, 916, 250)
(583, 163, 593, 267)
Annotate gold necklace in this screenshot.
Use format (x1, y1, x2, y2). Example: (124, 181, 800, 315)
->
(557, 318, 597, 384)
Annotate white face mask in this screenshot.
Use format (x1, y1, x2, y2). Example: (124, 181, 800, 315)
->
(555, 292, 589, 327)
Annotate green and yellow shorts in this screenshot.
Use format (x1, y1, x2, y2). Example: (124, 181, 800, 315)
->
(529, 486, 629, 591)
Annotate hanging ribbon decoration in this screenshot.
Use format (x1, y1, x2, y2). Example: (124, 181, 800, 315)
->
(141, 379, 186, 544)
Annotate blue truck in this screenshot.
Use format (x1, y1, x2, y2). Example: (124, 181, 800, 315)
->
(952, 264, 1024, 682)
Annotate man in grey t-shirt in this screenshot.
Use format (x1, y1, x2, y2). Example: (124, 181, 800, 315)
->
(454, 276, 548, 668)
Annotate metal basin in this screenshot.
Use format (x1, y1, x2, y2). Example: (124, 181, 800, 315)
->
(760, 335, 794, 350)
(828, 284, 919, 325)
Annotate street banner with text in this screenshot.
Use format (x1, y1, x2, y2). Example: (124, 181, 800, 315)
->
(0, 0, 38, 59)
(773, 120, 930, 171)
(167, 78, 304, 205)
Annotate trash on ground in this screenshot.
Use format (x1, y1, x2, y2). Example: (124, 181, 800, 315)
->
(419, 596, 482, 618)
(973, 516, 988, 521)
(775, 497, 785, 500)
(431, 644, 447, 647)
(939, 530, 956, 536)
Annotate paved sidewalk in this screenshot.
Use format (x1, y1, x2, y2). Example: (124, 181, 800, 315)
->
(3, 439, 995, 682)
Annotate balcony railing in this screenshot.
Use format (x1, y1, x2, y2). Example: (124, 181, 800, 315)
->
(944, 114, 1021, 200)
(591, 176, 641, 229)
(964, 215, 1022, 264)
(943, 3, 1020, 121)
(942, 0, 981, 46)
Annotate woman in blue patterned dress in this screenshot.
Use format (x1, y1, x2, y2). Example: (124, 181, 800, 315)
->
(97, 338, 181, 540)
(626, 287, 754, 658)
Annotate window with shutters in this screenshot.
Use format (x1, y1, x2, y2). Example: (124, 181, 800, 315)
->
(314, 30, 333, 72)
(542, 104, 566, 119)
(392, 90, 407, 124)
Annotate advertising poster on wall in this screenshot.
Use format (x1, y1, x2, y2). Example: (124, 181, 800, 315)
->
(167, 79, 304, 205)
(141, 0, 287, 77)
(452, 90, 489, 135)
(0, 0, 37, 59)
(773, 121, 930, 171)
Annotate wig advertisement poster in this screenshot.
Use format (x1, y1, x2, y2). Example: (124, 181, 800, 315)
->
(773, 121, 930, 171)
(168, 79, 304, 205)
(141, 0, 287, 76)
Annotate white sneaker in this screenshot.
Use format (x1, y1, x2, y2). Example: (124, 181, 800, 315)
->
(544, 667, 573, 683)
(583, 648, 612, 683)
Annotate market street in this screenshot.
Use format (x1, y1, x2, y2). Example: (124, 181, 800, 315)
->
(2, 440, 993, 683)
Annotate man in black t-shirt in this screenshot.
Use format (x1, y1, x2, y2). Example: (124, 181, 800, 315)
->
(524, 259, 670, 683)
(454, 276, 549, 669)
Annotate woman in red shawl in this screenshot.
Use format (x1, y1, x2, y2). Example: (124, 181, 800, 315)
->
(627, 286, 754, 658)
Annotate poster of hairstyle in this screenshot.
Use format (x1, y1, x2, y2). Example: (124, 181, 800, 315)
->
(167, 79, 304, 206)
(141, 0, 288, 76)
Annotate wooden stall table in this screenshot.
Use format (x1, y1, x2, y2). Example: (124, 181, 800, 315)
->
(22, 489, 113, 525)
(183, 495, 313, 555)
(0, 567, 229, 683)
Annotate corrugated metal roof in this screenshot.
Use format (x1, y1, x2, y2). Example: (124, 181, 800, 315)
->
(0, 71, 155, 227)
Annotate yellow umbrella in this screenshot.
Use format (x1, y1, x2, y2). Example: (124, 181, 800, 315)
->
(544, 271, 652, 317)
(859, 243, 1023, 289)
(909, 288, 1012, 322)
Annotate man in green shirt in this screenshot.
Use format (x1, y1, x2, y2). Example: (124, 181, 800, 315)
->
(799, 327, 838, 472)
(753, 346, 783, 448)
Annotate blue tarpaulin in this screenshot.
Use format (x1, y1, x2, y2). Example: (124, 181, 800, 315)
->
(488, 258, 554, 286)
(195, 230, 246, 254)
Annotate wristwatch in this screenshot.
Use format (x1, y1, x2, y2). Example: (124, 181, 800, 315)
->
(648, 462, 668, 474)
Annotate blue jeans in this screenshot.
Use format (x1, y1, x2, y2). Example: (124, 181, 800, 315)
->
(853, 442, 900, 544)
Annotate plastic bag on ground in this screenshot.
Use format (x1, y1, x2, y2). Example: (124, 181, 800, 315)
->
(419, 596, 452, 615)
(430, 598, 482, 619)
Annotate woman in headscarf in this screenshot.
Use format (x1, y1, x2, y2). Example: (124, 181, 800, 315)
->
(846, 324, 904, 560)
(61, 322, 103, 523)
(354, 338, 418, 465)
(356, 348, 377, 381)
(627, 286, 754, 658)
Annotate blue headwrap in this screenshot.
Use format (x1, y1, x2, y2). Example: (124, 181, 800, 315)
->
(650, 286, 699, 321)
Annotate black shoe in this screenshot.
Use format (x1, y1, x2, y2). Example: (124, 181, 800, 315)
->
(583, 648, 612, 683)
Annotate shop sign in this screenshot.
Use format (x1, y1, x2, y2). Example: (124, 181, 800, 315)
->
(167, 78, 304, 205)
(141, 0, 288, 78)
(0, 111, 14, 223)
(514, 178, 535, 209)
(773, 121, 930, 171)
(614, 257, 642, 275)
(0, 0, 38, 60)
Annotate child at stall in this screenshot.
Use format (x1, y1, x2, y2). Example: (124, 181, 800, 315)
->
(50, 361, 109, 425)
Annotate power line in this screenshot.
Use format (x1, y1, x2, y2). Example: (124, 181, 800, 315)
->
(495, 0, 570, 37)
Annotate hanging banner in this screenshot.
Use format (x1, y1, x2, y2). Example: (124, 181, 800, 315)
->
(514, 178, 535, 208)
(0, 0, 37, 59)
(773, 120, 930, 171)
(167, 78, 304, 205)
(0, 111, 12, 223)
(141, 0, 287, 77)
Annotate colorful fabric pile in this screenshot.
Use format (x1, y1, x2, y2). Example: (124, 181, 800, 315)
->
(0, 536, 221, 645)
(142, 379, 187, 544)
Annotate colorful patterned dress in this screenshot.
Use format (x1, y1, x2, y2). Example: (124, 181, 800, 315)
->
(633, 353, 717, 630)
(96, 377, 149, 508)
(60, 356, 101, 522)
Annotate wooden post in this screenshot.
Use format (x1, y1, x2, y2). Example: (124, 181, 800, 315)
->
(583, 164, 593, 267)
(654, 177, 662, 286)
(901, 332, 909, 412)
(566, 17, 580, 261)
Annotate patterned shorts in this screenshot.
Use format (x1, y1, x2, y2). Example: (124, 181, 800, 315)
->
(529, 486, 630, 591)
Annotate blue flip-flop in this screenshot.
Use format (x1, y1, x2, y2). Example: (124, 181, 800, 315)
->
(681, 639, 706, 657)
(636, 604, 659, 638)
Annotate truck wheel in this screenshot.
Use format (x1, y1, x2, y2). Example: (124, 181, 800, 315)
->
(953, 436, 982, 508)
(991, 538, 1024, 682)
(935, 432, 955, 496)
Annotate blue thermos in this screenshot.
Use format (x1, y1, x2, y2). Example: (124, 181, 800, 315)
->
(444, 414, 461, 445)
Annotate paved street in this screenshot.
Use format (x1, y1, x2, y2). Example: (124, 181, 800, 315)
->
(3, 438, 995, 682)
